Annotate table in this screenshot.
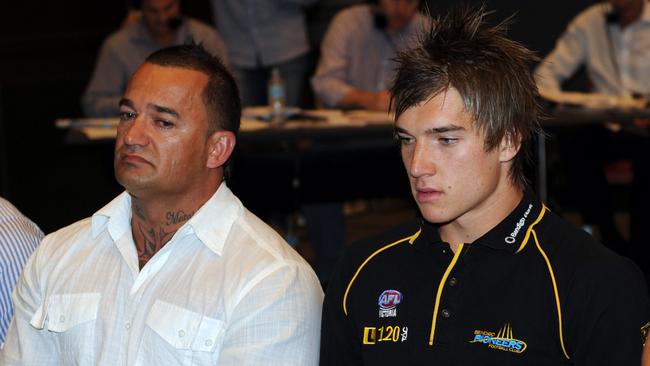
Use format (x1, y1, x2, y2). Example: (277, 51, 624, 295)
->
(55, 106, 650, 205)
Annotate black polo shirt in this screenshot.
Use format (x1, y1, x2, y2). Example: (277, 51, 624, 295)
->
(320, 189, 650, 365)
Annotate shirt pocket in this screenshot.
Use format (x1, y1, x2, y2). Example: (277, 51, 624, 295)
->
(143, 300, 226, 365)
(30, 292, 100, 365)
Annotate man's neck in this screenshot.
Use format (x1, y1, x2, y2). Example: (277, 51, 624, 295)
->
(439, 183, 524, 253)
(131, 197, 201, 269)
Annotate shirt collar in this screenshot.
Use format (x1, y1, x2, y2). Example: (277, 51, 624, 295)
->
(92, 191, 132, 242)
(473, 188, 544, 253)
(412, 218, 445, 252)
(91, 182, 240, 256)
(412, 188, 544, 254)
(185, 182, 240, 256)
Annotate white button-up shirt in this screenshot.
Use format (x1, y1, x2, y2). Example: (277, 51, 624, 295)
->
(535, 2, 650, 98)
(311, 5, 426, 107)
(0, 183, 323, 365)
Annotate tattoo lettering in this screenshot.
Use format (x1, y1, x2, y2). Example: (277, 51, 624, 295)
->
(165, 210, 194, 226)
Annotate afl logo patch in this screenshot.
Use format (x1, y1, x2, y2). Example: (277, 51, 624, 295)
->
(378, 290, 402, 318)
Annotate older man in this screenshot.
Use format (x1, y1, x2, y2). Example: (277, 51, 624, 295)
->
(2, 44, 322, 365)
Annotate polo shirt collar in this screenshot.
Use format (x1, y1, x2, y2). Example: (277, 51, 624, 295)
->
(473, 188, 543, 253)
(91, 182, 240, 256)
(411, 188, 544, 254)
(412, 218, 445, 252)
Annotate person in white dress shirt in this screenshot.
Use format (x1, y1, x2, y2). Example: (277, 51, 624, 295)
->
(0, 43, 323, 365)
(535, 0, 649, 264)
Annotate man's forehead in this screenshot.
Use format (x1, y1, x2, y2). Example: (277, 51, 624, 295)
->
(129, 64, 207, 89)
(395, 89, 473, 129)
(124, 64, 208, 108)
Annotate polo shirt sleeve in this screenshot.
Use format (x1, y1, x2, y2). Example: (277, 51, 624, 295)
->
(564, 256, 650, 365)
(320, 252, 363, 366)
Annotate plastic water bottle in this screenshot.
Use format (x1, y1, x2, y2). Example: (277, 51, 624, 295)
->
(267, 67, 286, 123)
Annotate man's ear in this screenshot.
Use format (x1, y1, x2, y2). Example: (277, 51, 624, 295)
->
(206, 130, 236, 169)
(499, 132, 521, 163)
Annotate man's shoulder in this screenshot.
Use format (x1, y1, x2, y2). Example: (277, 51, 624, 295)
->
(229, 207, 312, 268)
(570, 3, 608, 29)
(184, 17, 220, 38)
(332, 4, 372, 25)
(41, 217, 94, 248)
(536, 209, 644, 289)
(102, 23, 140, 49)
(339, 218, 421, 271)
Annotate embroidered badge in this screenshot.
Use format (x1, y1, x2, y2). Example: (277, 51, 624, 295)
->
(469, 323, 527, 354)
(378, 289, 402, 318)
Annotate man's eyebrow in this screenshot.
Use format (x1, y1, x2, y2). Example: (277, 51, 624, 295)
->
(425, 125, 465, 134)
(394, 126, 410, 134)
(119, 98, 135, 109)
(151, 104, 180, 118)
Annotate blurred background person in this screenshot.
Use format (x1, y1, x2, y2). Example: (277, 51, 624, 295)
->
(82, 0, 228, 117)
(211, 0, 317, 108)
(0, 197, 43, 347)
(312, 0, 426, 110)
(535, 0, 649, 264)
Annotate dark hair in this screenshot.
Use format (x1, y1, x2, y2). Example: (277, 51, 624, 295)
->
(391, 4, 542, 189)
(145, 42, 241, 135)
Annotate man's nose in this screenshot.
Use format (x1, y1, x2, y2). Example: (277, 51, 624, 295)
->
(408, 141, 435, 178)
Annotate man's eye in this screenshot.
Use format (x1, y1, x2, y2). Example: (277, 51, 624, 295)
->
(439, 137, 458, 145)
(394, 134, 414, 145)
(119, 111, 136, 121)
(156, 120, 174, 129)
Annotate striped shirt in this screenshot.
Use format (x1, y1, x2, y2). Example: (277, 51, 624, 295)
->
(0, 197, 43, 345)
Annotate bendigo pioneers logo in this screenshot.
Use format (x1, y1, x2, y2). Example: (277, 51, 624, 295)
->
(469, 323, 527, 354)
(377, 289, 402, 318)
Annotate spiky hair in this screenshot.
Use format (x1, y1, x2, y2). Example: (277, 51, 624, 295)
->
(391, 4, 542, 189)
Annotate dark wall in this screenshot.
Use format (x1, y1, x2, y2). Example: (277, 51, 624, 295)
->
(0, 0, 596, 233)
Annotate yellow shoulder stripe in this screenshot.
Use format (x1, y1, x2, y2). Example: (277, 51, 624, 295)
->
(342, 228, 422, 316)
(516, 204, 548, 253)
(531, 229, 570, 360)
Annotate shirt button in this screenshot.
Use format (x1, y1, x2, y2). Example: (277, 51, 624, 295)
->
(205, 339, 213, 347)
(441, 249, 448, 255)
(448, 277, 457, 287)
(178, 330, 186, 338)
(59, 315, 66, 322)
(125, 322, 131, 330)
(441, 309, 451, 318)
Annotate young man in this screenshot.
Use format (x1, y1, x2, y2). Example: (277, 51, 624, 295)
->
(320, 5, 650, 365)
(2, 44, 323, 365)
